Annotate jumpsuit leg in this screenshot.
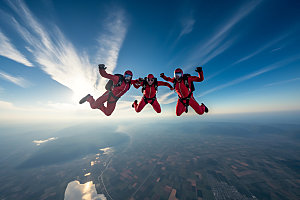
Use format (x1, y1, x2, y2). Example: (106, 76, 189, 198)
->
(99, 102, 116, 116)
(176, 99, 186, 116)
(87, 92, 109, 109)
(189, 96, 205, 115)
(151, 99, 161, 113)
(134, 98, 147, 113)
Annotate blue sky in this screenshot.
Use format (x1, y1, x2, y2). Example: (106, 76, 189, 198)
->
(0, 0, 300, 122)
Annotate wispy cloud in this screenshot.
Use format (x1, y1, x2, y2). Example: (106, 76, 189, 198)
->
(0, 30, 33, 66)
(271, 47, 282, 52)
(6, 0, 128, 100)
(186, 0, 261, 67)
(264, 77, 300, 87)
(178, 17, 195, 39)
(200, 36, 237, 65)
(232, 33, 290, 65)
(0, 100, 16, 110)
(168, 15, 196, 51)
(33, 137, 57, 146)
(199, 55, 300, 97)
(96, 10, 127, 69)
(95, 9, 128, 87)
(157, 91, 177, 104)
(0, 70, 30, 87)
(206, 32, 292, 81)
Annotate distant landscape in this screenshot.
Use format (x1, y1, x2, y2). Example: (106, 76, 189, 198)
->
(0, 120, 299, 200)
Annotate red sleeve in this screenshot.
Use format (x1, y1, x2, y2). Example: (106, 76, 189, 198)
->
(131, 79, 142, 89)
(161, 75, 175, 83)
(157, 81, 173, 89)
(189, 71, 204, 82)
(99, 69, 119, 84)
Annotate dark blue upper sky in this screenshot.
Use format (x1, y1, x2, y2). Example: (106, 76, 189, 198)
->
(0, 0, 300, 121)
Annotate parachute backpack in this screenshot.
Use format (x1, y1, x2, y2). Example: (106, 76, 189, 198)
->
(105, 74, 124, 91)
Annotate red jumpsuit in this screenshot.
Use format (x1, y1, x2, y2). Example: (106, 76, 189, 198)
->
(87, 69, 139, 116)
(162, 71, 206, 116)
(133, 81, 173, 113)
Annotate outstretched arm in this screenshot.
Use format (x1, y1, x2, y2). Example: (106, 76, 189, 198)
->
(160, 73, 175, 83)
(189, 67, 204, 82)
(157, 81, 173, 89)
(131, 79, 142, 89)
(98, 64, 119, 83)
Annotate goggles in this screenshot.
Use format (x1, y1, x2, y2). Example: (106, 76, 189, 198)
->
(175, 72, 182, 77)
(147, 78, 154, 82)
(124, 74, 132, 79)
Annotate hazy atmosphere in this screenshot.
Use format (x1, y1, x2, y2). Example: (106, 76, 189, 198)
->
(0, 0, 299, 199)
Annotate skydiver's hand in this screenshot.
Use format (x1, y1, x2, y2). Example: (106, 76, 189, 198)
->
(170, 87, 174, 91)
(160, 73, 165, 78)
(139, 78, 144, 82)
(98, 64, 107, 70)
(195, 67, 202, 72)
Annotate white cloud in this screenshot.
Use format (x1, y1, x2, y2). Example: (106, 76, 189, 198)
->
(0, 30, 33, 66)
(0, 70, 30, 87)
(157, 91, 177, 104)
(186, 0, 262, 67)
(0, 100, 16, 110)
(33, 137, 57, 146)
(6, 0, 128, 101)
(64, 181, 107, 200)
(95, 9, 128, 87)
(116, 125, 127, 133)
(96, 9, 127, 70)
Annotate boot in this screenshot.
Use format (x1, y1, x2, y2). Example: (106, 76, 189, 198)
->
(79, 94, 91, 104)
(132, 100, 138, 108)
(201, 103, 209, 113)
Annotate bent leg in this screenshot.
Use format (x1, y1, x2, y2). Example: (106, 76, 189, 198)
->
(176, 99, 186, 116)
(135, 98, 146, 113)
(99, 102, 116, 116)
(151, 99, 161, 113)
(189, 97, 205, 115)
(87, 92, 109, 109)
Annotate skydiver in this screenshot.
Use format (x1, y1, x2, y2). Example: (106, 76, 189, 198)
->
(132, 74, 174, 113)
(160, 67, 208, 116)
(79, 64, 140, 116)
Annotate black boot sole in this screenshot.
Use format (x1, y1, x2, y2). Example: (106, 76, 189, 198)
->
(79, 94, 90, 104)
(201, 103, 209, 113)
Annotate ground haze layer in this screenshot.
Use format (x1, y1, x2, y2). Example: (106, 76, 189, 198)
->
(0, 120, 299, 200)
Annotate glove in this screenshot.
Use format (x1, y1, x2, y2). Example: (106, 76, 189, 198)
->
(160, 73, 165, 78)
(195, 67, 202, 72)
(98, 64, 107, 70)
(170, 87, 174, 91)
(139, 78, 144, 82)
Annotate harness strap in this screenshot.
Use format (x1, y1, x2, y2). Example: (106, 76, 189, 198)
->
(143, 95, 156, 105)
(107, 91, 120, 103)
(178, 92, 193, 113)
